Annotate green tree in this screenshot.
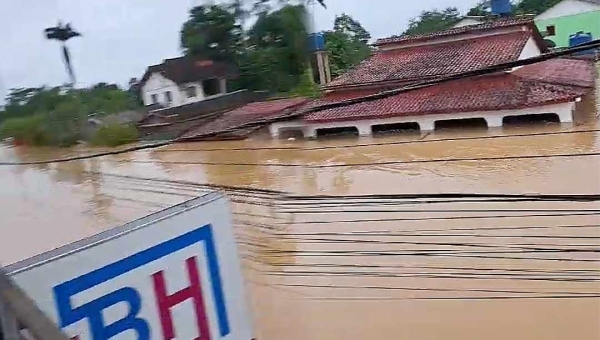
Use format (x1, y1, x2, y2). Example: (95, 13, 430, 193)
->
(513, 0, 562, 15)
(333, 13, 371, 43)
(180, 2, 317, 94)
(180, 5, 242, 62)
(467, 1, 491, 16)
(44, 22, 82, 85)
(325, 14, 371, 77)
(241, 5, 310, 93)
(291, 67, 320, 98)
(404, 7, 461, 36)
(44, 94, 87, 146)
(0, 84, 140, 147)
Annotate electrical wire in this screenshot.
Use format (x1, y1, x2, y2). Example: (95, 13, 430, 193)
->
(104, 151, 600, 168)
(157, 129, 600, 152)
(88, 171, 600, 203)
(276, 212, 600, 224)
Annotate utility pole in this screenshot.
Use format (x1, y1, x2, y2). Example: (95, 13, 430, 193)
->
(0, 268, 69, 340)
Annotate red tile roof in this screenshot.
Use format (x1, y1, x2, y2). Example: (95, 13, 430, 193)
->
(179, 97, 309, 140)
(326, 31, 532, 89)
(303, 60, 594, 123)
(374, 17, 535, 46)
(513, 58, 597, 88)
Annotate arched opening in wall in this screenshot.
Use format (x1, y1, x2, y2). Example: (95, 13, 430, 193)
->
(278, 129, 305, 140)
(434, 118, 488, 131)
(502, 113, 560, 127)
(372, 122, 420, 136)
(316, 126, 359, 139)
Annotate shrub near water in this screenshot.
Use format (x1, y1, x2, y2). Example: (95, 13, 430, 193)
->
(0, 114, 49, 145)
(90, 123, 139, 147)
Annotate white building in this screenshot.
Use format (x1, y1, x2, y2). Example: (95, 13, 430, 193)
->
(268, 18, 597, 139)
(139, 57, 236, 108)
(536, 0, 600, 21)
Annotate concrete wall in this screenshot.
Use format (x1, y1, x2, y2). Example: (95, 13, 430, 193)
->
(537, 0, 600, 20)
(518, 37, 543, 61)
(142, 73, 228, 108)
(536, 10, 600, 47)
(269, 102, 576, 139)
(142, 73, 181, 107)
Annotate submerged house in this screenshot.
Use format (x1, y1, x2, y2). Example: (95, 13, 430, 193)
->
(268, 18, 597, 139)
(139, 57, 237, 108)
(136, 57, 266, 139)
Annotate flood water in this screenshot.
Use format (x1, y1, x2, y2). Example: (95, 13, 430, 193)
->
(1, 96, 600, 339)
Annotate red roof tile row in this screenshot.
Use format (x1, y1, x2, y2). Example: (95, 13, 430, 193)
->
(304, 68, 591, 123)
(374, 17, 535, 46)
(513, 58, 597, 88)
(179, 97, 309, 139)
(326, 31, 532, 89)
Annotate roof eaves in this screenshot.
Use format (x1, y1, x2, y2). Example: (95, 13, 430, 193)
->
(373, 17, 534, 47)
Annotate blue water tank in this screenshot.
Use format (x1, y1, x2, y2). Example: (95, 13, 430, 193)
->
(308, 33, 325, 52)
(491, 0, 512, 16)
(569, 31, 593, 47)
(569, 31, 595, 56)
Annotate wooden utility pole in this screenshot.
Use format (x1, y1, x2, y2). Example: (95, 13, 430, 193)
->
(0, 268, 69, 340)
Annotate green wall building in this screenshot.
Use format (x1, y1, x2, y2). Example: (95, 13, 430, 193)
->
(535, 0, 600, 47)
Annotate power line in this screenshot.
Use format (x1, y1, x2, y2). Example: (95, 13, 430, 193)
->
(157, 129, 600, 152)
(274, 208, 600, 214)
(92, 172, 600, 202)
(106, 151, 600, 168)
(274, 212, 600, 224)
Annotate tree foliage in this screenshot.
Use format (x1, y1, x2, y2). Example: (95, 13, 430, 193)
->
(466, 0, 563, 17)
(513, 0, 563, 15)
(0, 84, 140, 147)
(181, 3, 311, 94)
(404, 7, 461, 36)
(180, 5, 242, 62)
(90, 123, 138, 147)
(244, 5, 309, 92)
(333, 13, 370, 43)
(467, 1, 491, 16)
(1, 85, 138, 122)
(325, 14, 371, 78)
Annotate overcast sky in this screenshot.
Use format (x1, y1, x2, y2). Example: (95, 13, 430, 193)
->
(0, 0, 478, 99)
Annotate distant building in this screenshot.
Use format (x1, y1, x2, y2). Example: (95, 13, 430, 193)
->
(139, 57, 238, 108)
(535, 0, 600, 47)
(267, 18, 597, 139)
(453, 17, 484, 28)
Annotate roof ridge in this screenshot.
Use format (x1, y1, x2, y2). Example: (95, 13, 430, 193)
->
(374, 17, 534, 46)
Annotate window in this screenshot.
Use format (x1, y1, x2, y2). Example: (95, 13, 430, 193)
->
(186, 86, 197, 98)
(151, 94, 158, 104)
(546, 25, 556, 37)
(202, 78, 221, 97)
(165, 91, 172, 102)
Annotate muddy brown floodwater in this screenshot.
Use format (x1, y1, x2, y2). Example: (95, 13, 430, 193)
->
(1, 94, 600, 339)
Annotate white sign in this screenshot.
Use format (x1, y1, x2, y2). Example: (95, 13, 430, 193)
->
(6, 192, 253, 340)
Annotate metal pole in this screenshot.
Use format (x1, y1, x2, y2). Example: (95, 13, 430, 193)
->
(0, 268, 69, 340)
(0, 295, 19, 340)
